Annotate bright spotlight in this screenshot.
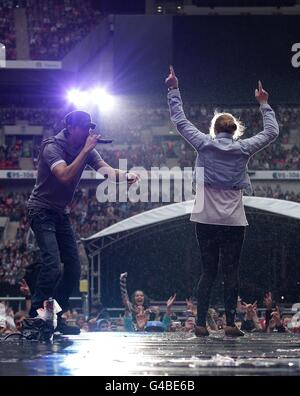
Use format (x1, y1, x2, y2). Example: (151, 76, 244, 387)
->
(91, 88, 116, 112)
(67, 89, 89, 107)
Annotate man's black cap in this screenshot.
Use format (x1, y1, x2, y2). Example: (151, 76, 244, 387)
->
(64, 110, 96, 129)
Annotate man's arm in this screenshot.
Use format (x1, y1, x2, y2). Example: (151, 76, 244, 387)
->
(96, 159, 140, 185)
(50, 133, 99, 184)
(241, 81, 279, 156)
(166, 66, 208, 152)
(97, 159, 126, 182)
(86, 143, 140, 184)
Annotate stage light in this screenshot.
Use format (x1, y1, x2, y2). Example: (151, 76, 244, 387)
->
(67, 87, 116, 112)
(67, 89, 89, 107)
(91, 88, 116, 112)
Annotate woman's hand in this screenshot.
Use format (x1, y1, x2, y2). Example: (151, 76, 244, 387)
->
(255, 80, 269, 105)
(165, 65, 179, 89)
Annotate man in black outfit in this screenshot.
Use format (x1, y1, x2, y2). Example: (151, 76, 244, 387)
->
(27, 111, 139, 334)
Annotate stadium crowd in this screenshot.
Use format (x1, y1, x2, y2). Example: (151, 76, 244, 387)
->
(1, 0, 300, 346)
(1, 103, 300, 171)
(26, 0, 102, 60)
(0, 141, 22, 170)
(1, 0, 101, 61)
(0, 1, 16, 60)
(0, 183, 299, 287)
(1, 278, 300, 335)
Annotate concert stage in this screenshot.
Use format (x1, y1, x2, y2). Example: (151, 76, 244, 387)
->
(1, 332, 300, 376)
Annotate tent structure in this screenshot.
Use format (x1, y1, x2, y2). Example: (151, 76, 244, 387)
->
(82, 197, 300, 305)
(84, 197, 300, 243)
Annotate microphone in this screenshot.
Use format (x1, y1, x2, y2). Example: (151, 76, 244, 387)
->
(96, 137, 113, 144)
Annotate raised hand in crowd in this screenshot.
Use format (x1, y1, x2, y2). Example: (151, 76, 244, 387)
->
(264, 292, 273, 310)
(268, 307, 281, 330)
(244, 301, 262, 331)
(207, 308, 218, 331)
(237, 296, 247, 314)
(271, 305, 287, 333)
(242, 301, 258, 321)
(19, 278, 31, 297)
(120, 272, 128, 280)
(185, 297, 197, 317)
(120, 272, 131, 311)
(166, 294, 176, 316)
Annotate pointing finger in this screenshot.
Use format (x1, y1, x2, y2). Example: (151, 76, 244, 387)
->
(170, 65, 175, 76)
(258, 80, 263, 91)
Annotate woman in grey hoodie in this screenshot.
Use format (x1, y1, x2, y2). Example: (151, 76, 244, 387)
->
(166, 66, 279, 337)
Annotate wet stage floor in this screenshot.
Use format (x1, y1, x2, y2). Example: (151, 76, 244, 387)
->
(1, 332, 300, 376)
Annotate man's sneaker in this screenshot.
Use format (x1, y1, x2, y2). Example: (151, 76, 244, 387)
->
(56, 316, 80, 335)
(224, 325, 244, 337)
(195, 325, 210, 337)
(21, 317, 54, 342)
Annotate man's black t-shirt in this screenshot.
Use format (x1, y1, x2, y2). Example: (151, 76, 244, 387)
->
(27, 130, 102, 213)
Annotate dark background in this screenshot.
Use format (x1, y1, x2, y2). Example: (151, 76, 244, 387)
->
(1, 15, 300, 105)
(112, 15, 300, 104)
(173, 16, 300, 104)
(97, 209, 300, 306)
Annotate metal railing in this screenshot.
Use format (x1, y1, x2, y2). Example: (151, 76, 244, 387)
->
(0, 297, 82, 312)
(1, 297, 297, 316)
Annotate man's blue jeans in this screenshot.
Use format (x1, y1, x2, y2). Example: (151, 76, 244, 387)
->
(27, 208, 81, 317)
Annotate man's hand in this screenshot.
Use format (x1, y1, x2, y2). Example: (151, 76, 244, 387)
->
(83, 132, 99, 154)
(255, 80, 269, 105)
(165, 65, 179, 89)
(126, 172, 140, 185)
